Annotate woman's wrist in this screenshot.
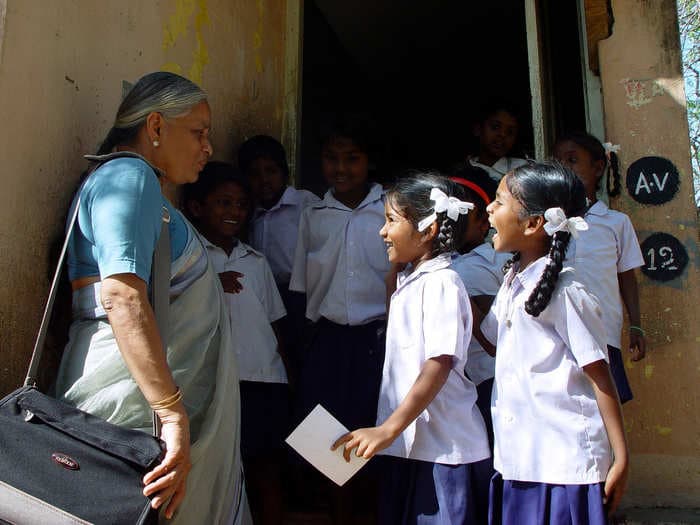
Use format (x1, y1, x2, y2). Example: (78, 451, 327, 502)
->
(629, 325, 645, 337)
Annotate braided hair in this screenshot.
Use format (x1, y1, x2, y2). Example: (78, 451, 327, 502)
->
(506, 162, 587, 317)
(386, 172, 469, 255)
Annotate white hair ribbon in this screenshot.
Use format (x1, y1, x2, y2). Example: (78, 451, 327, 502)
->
(543, 207, 589, 239)
(417, 188, 474, 232)
(602, 142, 621, 155)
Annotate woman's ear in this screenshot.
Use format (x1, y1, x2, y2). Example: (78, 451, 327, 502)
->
(523, 214, 545, 237)
(145, 111, 164, 144)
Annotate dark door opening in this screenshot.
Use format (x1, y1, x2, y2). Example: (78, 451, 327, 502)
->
(299, 0, 587, 193)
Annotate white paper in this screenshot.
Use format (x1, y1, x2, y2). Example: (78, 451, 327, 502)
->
(285, 404, 368, 486)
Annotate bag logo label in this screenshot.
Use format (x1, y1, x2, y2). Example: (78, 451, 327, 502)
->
(51, 452, 80, 470)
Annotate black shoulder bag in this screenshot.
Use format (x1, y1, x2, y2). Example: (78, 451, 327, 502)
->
(0, 154, 169, 525)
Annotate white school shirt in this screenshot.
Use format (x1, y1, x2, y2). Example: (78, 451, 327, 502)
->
(249, 186, 321, 285)
(377, 254, 490, 465)
(568, 200, 644, 349)
(205, 239, 288, 383)
(289, 183, 390, 325)
(481, 257, 612, 484)
(451, 243, 511, 385)
(469, 156, 528, 182)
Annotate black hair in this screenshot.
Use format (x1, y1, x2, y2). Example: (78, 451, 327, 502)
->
(237, 135, 290, 180)
(449, 164, 497, 216)
(505, 161, 587, 317)
(386, 171, 468, 255)
(181, 161, 252, 225)
(556, 130, 621, 197)
(319, 112, 375, 156)
(476, 97, 521, 126)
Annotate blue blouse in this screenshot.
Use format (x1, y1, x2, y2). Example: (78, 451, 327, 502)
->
(67, 156, 188, 283)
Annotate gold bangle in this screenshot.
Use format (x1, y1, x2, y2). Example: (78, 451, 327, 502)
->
(150, 387, 183, 411)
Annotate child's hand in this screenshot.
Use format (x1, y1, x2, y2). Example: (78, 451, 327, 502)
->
(603, 459, 629, 517)
(331, 425, 395, 462)
(218, 271, 244, 294)
(629, 332, 646, 361)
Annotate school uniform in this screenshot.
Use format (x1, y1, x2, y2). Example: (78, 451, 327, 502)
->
(249, 185, 320, 379)
(289, 182, 390, 430)
(451, 243, 511, 450)
(377, 254, 491, 525)
(469, 156, 528, 182)
(569, 200, 644, 403)
(481, 257, 611, 525)
(205, 239, 289, 460)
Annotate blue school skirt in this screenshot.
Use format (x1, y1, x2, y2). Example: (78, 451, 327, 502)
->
(378, 456, 491, 525)
(607, 345, 633, 404)
(296, 317, 386, 429)
(488, 473, 608, 525)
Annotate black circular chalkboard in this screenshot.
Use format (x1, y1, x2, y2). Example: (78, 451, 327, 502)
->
(640, 232, 689, 282)
(626, 156, 680, 205)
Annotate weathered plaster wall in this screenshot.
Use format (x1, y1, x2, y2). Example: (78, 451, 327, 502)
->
(0, 0, 289, 395)
(599, 0, 700, 508)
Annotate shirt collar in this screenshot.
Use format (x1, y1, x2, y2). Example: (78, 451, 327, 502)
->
(255, 186, 300, 216)
(316, 183, 384, 211)
(397, 253, 453, 291)
(202, 237, 256, 260)
(586, 199, 608, 217)
(505, 255, 548, 292)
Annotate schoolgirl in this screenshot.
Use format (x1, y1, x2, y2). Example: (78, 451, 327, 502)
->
(468, 99, 528, 182)
(449, 165, 510, 449)
(183, 161, 289, 525)
(334, 173, 491, 524)
(555, 131, 646, 403)
(482, 162, 629, 523)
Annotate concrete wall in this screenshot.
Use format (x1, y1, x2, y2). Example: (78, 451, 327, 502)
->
(599, 0, 700, 508)
(0, 0, 291, 395)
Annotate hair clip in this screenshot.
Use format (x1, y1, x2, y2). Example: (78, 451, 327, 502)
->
(543, 207, 588, 239)
(417, 188, 474, 232)
(602, 142, 620, 160)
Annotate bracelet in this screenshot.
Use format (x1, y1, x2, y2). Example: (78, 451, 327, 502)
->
(150, 387, 183, 411)
(629, 325, 645, 337)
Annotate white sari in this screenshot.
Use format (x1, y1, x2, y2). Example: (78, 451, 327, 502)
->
(55, 224, 246, 524)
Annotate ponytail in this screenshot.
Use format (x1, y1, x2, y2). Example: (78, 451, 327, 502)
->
(524, 231, 571, 316)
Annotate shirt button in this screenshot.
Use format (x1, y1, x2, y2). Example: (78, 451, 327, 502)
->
(349, 271, 354, 277)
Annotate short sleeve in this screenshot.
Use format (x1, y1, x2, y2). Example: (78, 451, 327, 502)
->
(289, 208, 310, 292)
(480, 303, 499, 345)
(557, 283, 609, 367)
(422, 272, 471, 361)
(260, 257, 287, 322)
(617, 214, 644, 273)
(85, 161, 163, 282)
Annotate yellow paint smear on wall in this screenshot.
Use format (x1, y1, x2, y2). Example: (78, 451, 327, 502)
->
(161, 0, 210, 84)
(654, 425, 672, 436)
(644, 364, 654, 379)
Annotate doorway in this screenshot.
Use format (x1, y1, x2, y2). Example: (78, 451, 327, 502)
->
(298, 0, 588, 193)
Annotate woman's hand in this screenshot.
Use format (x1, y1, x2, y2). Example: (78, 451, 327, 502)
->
(331, 425, 396, 462)
(603, 458, 629, 517)
(143, 404, 192, 520)
(219, 271, 244, 294)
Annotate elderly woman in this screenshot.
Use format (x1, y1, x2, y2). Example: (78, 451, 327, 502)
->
(55, 72, 243, 523)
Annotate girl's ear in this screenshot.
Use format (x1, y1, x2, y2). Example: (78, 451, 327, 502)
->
(186, 199, 203, 219)
(522, 214, 545, 237)
(594, 158, 606, 180)
(420, 220, 439, 244)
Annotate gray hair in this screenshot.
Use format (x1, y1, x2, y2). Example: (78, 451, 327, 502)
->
(97, 72, 207, 155)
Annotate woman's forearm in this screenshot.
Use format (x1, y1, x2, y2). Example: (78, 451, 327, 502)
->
(101, 273, 178, 404)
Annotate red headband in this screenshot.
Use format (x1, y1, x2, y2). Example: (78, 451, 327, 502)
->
(449, 177, 491, 206)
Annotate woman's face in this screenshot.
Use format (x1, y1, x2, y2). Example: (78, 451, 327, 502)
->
(157, 100, 213, 185)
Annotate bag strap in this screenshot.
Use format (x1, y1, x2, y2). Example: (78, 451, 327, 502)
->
(25, 153, 172, 438)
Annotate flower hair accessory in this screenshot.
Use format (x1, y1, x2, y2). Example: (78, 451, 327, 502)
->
(603, 142, 620, 161)
(543, 207, 589, 239)
(417, 188, 474, 232)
